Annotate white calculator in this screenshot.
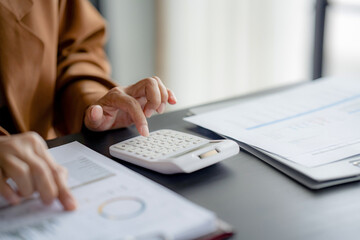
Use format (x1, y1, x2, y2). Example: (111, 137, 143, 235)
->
(109, 129, 239, 174)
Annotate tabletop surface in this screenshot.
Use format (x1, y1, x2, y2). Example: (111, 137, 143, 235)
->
(47, 86, 360, 240)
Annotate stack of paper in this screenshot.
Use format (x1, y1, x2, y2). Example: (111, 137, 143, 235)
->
(185, 76, 360, 168)
(0, 142, 221, 240)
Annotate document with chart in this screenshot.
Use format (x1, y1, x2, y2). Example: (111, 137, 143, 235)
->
(0, 142, 224, 240)
(185, 76, 360, 168)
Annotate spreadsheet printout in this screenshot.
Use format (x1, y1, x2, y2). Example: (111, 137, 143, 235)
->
(185, 76, 360, 167)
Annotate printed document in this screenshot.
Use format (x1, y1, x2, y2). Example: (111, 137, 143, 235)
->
(0, 142, 217, 240)
(185, 76, 360, 167)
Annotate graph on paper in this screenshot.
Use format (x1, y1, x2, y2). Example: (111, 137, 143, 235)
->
(0, 142, 217, 240)
(185, 76, 360, 167)
(98, 197, 146, 220)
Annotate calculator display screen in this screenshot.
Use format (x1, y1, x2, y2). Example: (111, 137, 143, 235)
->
(199, 149, 219, 159)
(171, 143, 214, 158)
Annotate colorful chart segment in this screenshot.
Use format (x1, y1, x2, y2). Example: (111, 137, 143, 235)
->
(98, 197, 146, 220)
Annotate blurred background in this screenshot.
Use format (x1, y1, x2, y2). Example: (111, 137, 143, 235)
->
(89, 0, 360, 111)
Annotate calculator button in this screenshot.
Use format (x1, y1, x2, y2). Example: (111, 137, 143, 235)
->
(111, 129, 210, 163)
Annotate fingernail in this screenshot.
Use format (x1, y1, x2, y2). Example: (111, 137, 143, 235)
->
(65, 198, 77, 211)
(157, 103, 166, 114)
(91, 105, 102, 120)
(145, 109, 154, 118)
(140, 125, 149, 137)
(170, 92, 177, 103)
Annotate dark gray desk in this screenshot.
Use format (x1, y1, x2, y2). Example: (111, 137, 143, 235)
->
(47, 88, 360, 240)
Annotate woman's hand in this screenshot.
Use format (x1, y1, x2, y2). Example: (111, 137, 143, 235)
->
(84, 76, 177, 136)
(0, 132, 77, 211)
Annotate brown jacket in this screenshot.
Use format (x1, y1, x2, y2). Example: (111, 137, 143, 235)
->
(0, 0, 116, 139)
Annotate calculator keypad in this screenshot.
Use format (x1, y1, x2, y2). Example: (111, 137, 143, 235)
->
(113, 129, 209, 161)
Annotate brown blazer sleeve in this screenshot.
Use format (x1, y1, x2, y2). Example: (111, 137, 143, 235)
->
(55, 0, 116, 134)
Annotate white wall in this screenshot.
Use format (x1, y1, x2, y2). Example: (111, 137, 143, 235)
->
(324, 1, 360, 76)
(101, 0, 157, 86)
(156, 0, 314, 110)
(101, 0, 315, 111)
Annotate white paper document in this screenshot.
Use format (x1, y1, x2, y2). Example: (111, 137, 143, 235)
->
(185, 76, 360, 168)
(0, 142, 217, 240)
